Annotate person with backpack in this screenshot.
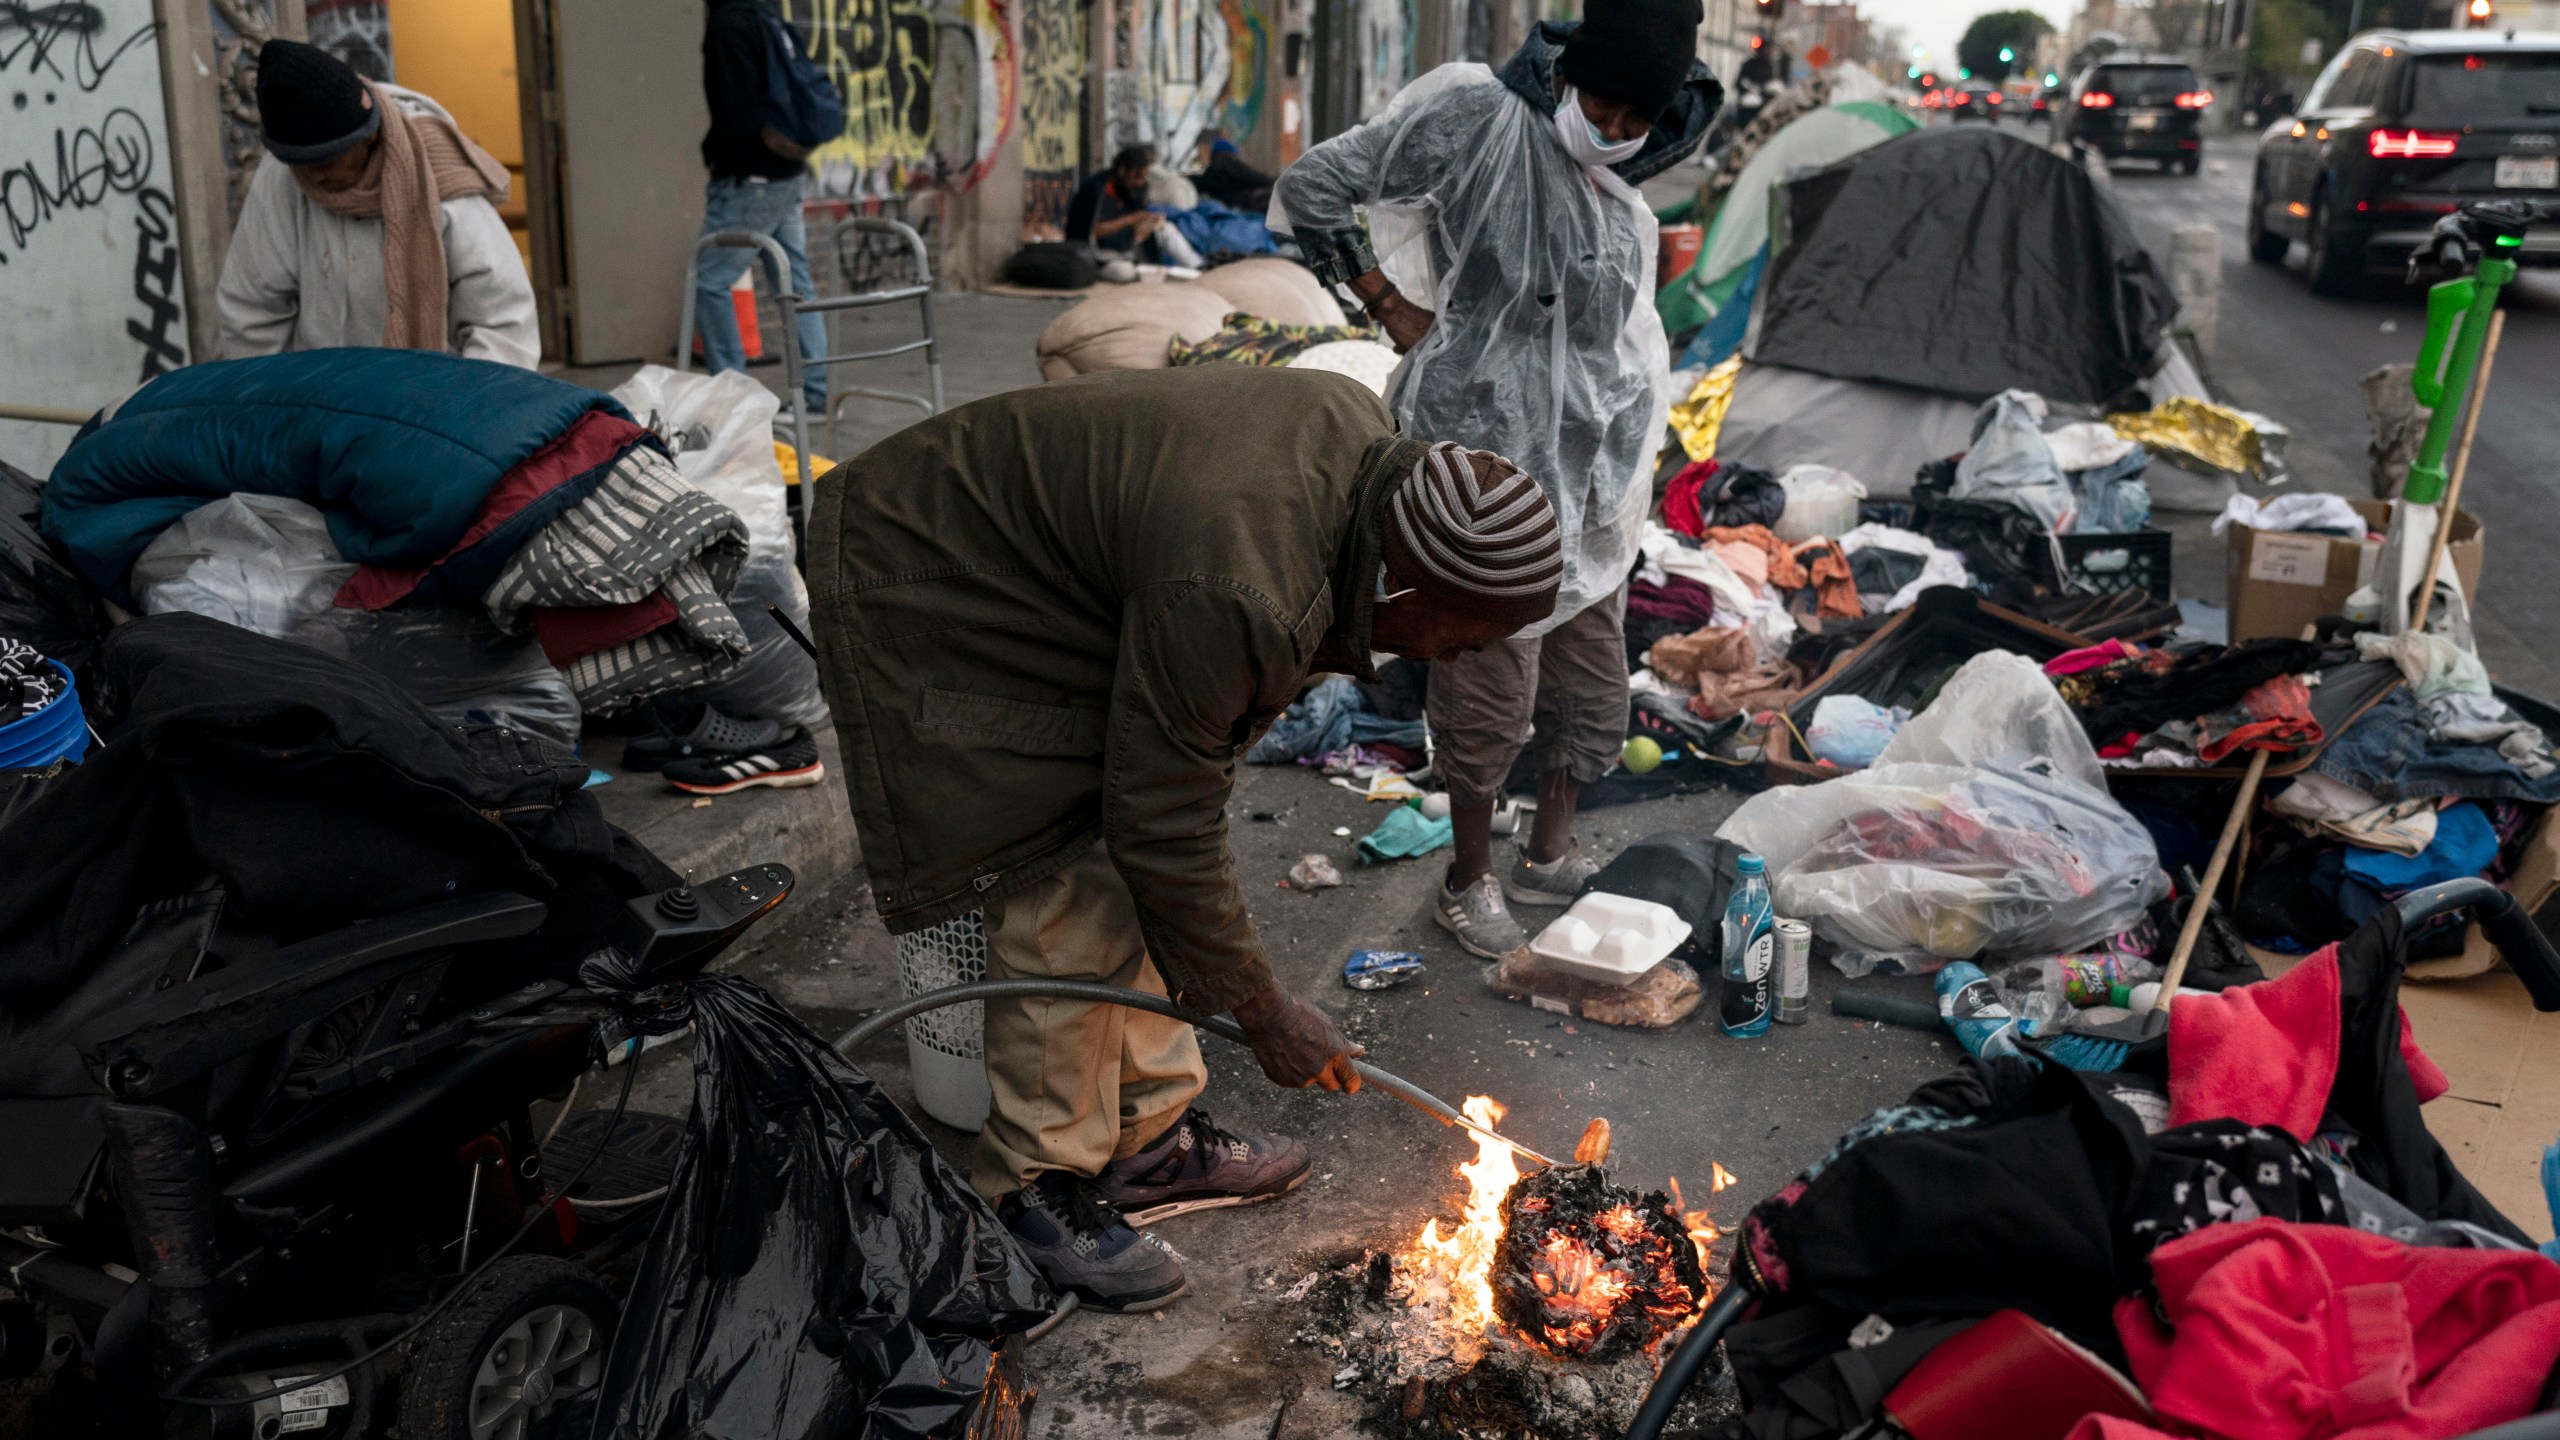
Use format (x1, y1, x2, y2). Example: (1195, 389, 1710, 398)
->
(695, 0, 843, 421)
(216, 40, 537, 365)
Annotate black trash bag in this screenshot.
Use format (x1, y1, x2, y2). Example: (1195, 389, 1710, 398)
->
(594, 972, 1053, 1440)
(0, 460, 110, 677)
(1001, 241, 1100, 290)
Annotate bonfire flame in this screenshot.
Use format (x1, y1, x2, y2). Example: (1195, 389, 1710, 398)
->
(1408, 1096, 1521, 1357)
(1401, 1097, 1728, 1365)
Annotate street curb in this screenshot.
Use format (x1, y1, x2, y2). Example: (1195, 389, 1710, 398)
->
(593, 726, 861, 892)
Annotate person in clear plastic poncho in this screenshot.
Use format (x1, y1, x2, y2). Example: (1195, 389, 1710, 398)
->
(1275, 0, 1720, 957)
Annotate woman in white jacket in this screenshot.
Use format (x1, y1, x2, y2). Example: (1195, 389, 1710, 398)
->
(216, 40, 538, 368)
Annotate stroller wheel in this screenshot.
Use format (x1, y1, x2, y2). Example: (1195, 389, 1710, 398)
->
(399, 1257, 615, 1440)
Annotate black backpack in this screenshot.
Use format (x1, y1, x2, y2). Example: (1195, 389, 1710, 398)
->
(754, 4, 845, 154)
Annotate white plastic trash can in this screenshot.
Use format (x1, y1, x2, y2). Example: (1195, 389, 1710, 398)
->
(894, 914, 993, 1131)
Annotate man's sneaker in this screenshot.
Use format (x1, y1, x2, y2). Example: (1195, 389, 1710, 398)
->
(1504, 840, 1601, 908)
(1095, 1110, 1312, 1224)
(663, 729, 824, 795)
(623, 704, 782, 774)
(998, 1172, 1188, 1312)
(1435, 870, 1528, 960)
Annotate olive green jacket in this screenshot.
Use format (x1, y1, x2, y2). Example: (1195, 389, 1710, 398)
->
(807, 365, 1426, 1014)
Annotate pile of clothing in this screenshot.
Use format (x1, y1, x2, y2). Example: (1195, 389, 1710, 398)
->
(2235, 632, 2560, 959)
(1719, 909, 2560, 1440)
(39, 351, 785, 753)
(2050, 636, 2326, 767)
(1246, 670, 1429, 792)
(1635, 459, 1966, 724)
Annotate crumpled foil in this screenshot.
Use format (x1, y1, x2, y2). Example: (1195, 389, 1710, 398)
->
(1668, 355, 1744, 462)
(2107, 396, 2290, 480)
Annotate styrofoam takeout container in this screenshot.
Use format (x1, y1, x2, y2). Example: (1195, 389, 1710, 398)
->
(1527, 892, 1693, 985)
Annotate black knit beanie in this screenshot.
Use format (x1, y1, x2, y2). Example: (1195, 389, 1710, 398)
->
(1557, 0, 1704, 120)
(255, 39, 381, 164)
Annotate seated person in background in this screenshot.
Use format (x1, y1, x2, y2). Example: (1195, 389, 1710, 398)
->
(218, 40, 537, 366)
(1192, 131, 1276, 212)
(1066, 145, 1204, 268)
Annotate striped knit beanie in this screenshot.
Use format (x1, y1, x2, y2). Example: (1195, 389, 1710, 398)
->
(1380, 442, 1563, 627)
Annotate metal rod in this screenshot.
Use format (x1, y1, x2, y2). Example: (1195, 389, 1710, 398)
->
(456, 1160, 484, 1277)
(2412, 308, 2503, 634)
(0, 402, 93, 426)
(835, 980, 1562, 1169)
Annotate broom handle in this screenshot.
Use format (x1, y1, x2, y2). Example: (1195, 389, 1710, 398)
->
(2159, 746, 2272, 1004)
(2411, 309, 2504, 634)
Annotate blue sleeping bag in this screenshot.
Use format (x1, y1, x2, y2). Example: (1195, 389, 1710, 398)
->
(43, 349, 628, 605)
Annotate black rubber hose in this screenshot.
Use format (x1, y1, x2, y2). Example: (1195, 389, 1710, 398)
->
(1623, 1282, 1752, 1440)
(2394, 877, 2560, 1011)
(835, 980, 1563, 1168)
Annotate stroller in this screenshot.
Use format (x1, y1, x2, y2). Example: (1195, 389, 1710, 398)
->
(0, 616, 795, 1440)
(1628, 878, 2560, 1440)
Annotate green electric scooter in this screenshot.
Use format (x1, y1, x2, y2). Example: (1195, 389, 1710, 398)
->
(2371, 198, 2546, 635)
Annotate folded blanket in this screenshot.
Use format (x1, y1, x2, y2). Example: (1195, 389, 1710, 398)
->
(485, 446, 750, 715)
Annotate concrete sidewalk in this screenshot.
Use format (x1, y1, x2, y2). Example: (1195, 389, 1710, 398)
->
(570, 290, 1072, 893)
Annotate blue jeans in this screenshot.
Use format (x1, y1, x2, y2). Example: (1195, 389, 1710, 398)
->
(694, 176, 828, 416)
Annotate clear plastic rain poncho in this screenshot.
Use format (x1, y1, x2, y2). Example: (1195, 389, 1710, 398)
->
(1275, 65, 1671, 639)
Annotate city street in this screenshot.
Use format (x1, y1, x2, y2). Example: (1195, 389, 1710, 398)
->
(1993, 114, 2560, 696)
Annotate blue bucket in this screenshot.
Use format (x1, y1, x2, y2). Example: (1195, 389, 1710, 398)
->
(0, 660, 88, 768)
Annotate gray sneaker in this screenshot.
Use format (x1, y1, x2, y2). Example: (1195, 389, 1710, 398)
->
(1095, 1109, 1311, 1224)
(999, 1172, 1188, 1312)
(1504, 841, 1601, 908)
(1435, 870, 1529, 960)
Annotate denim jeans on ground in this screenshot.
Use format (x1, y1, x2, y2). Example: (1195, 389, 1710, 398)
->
(694, 176, 828, 416)
(2314, 689, 2560, 805)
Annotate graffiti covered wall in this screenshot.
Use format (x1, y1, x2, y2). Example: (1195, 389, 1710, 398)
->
(1, 0, 188, 472)
(1016, 0, 1081, 230)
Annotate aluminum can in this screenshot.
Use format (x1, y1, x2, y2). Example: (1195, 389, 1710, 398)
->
(1774, 919, 1812, 1025)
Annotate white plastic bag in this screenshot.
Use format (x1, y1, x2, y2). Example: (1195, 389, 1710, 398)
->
(131, 495, 356, 638)
(611, 365, 828, 726)
(1803, 695, 1902, 768)
(611, 367, 803, 605)
(1773, 464, 1867, 544)
(1720, 652, 2165, 967)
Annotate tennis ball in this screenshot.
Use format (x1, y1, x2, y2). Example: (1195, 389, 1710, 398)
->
(1622, 735, 1664, 774)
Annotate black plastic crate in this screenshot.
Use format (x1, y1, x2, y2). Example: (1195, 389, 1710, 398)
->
(2036, 526, 2173, 602)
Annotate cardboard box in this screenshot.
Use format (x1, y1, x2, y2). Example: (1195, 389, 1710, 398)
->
(2226, 498, 2482, 644)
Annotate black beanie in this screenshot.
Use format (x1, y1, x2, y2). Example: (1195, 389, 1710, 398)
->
(255, 39, 381, 164)
(1557, 0, 1704, 121)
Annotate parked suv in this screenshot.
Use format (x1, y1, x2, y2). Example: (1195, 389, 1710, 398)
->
(2250, 29, 2560, 294)
(2060, 56, 2212, 171)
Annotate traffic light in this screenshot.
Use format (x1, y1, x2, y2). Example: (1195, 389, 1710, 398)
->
(2467, 0, 2493, 20)
(1958, 66, 1971, 79)
(1998, 46, 2014, 62)
(1907, 65, 1922, 78)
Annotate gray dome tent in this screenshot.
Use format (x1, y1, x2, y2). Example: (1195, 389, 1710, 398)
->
(1749, 127, 2179, 406)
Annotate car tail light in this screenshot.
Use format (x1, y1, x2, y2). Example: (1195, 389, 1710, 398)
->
(2370, 129, 2459, 158)
(1988, 93, 2001, 103)
(2173, 90, 2213, 109)
(2079, 92, 2115, 108)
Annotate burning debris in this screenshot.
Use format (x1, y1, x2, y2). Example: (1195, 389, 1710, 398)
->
(1491, 1165, 1707, 1362)
(1271, 1096, 1737, 1436)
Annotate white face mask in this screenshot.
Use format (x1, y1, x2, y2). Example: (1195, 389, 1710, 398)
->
(1553, 85, 1646, 168)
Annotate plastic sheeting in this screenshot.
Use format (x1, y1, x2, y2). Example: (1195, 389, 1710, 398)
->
(1750, 128, 2176, 405)
(1720, 651, 2167, 968)
(129, 494, 582, 748)
(593, 971, 1052, 1440)
(1715, 363, 1979, 499)
(1273, 64, 1667, 639)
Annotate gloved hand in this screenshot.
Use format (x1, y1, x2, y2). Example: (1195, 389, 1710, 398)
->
(1232, 983, 1363, 1092)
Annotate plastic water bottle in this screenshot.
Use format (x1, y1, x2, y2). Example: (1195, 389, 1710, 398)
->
(1720, 854, 1775, 1039)
(1937, 962, 2034, 1061)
